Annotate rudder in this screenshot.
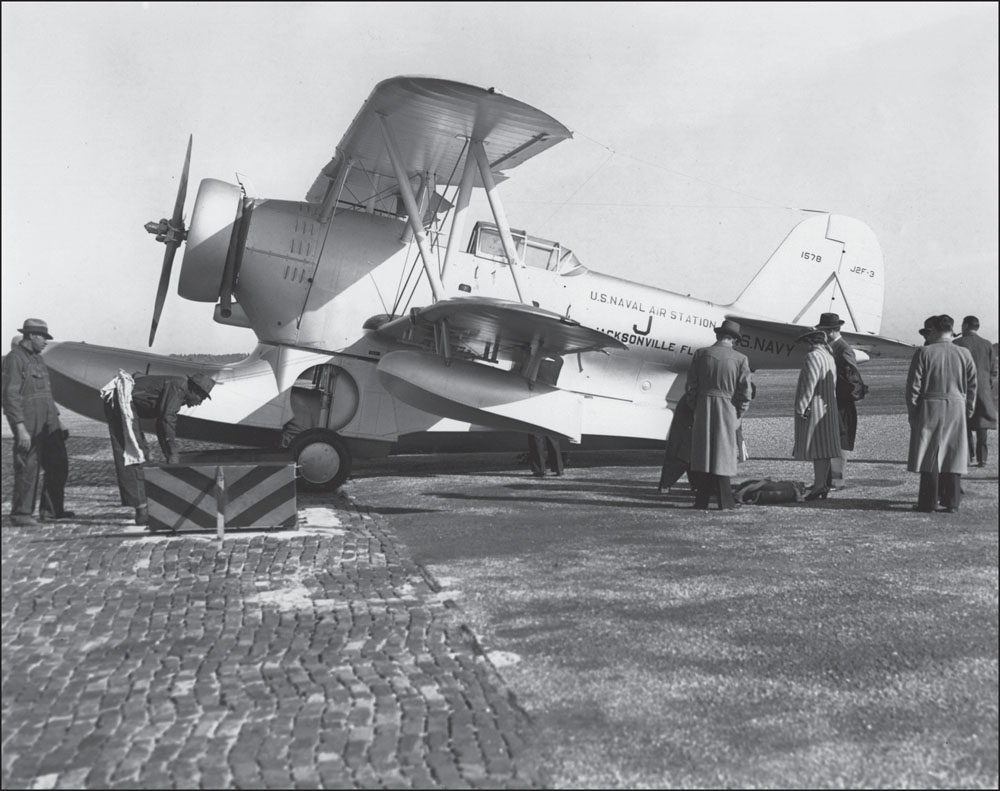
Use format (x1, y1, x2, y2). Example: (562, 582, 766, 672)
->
(731, 214, 884, 334)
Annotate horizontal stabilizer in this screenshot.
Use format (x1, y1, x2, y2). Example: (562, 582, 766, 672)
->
(728, 315, 915, 361)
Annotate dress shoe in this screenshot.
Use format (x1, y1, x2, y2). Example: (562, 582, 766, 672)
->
(9, 514, 40, 526)
(804, 486, 830, 501)
(134, 506, 149, 526)
(40, 510, 76, 522)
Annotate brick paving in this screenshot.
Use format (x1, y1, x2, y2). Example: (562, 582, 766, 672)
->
(2, 436, 546, 789)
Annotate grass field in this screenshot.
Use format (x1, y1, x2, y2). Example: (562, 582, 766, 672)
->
(2, 358, 997, 788)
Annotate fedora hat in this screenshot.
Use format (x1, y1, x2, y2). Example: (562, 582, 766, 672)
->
(19, 318, 52, 339)
(187, 373, 216, 400)
(918, 315, 938, 337)
(714, 319, 742, 340)
(814, 312, 845, 330)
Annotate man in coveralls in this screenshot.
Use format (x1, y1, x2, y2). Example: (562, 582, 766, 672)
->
(102, 372, 216, 525)
(3, 318, 73, 526)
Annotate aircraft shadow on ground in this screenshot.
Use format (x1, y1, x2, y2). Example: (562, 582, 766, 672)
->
(429, 486, 921, 513)
(752, 456, 908, 466)
(361, 506, 445, 516)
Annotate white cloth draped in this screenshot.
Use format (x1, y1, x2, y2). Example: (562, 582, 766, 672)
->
(100, 370, 145, 465)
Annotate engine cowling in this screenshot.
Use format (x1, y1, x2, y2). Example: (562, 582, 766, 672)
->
(178, 179, 243, 301)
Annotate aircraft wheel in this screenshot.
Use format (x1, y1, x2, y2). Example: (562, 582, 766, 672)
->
(292, 429, 352, 491)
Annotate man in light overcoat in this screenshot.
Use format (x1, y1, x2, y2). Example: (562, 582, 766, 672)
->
(906, 315, 977, 512)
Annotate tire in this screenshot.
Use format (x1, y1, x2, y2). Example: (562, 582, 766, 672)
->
(291, 429, 352, 491)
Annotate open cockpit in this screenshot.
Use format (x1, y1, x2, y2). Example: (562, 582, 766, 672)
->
(467, 221, 584, 275)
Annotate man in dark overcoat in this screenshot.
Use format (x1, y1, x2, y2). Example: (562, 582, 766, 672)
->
(813, 312, 867, 489)
(684, 319, 752, 510)
(953, 315, 998, 466)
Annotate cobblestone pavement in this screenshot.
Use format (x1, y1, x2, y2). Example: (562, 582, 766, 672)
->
(1, 437, 546, 790)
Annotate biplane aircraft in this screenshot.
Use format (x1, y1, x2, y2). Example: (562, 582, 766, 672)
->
(42, 76, 913, 490)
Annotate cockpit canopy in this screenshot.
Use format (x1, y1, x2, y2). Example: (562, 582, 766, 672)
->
(468, 222, 584, 274)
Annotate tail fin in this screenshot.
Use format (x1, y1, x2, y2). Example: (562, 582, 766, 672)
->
(731, 214, 884, 334)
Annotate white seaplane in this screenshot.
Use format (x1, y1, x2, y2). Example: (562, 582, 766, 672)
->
(42, 75, 912, 490)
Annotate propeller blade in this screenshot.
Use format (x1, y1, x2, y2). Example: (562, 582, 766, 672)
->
(149, 243, 178, 347)
(172, 134, 193, 225)
(148, 134, 192, 347)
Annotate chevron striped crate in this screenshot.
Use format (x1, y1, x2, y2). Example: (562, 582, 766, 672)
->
(144, 461, 297, 532)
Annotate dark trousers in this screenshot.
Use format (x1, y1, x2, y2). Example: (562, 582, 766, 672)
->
(689, 471, 737, 510)
(528, 434, 564, 477)
(658, 458, 689, 492)
(968, 429, 989, 465)
(917, 472, 962, 512)
(103, 397, 147, 507)
(39, 428, 69, 516)
(10, 425, 65, 516)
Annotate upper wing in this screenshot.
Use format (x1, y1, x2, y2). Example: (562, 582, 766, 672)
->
(728, 315, 915, 359)
(306, 76, 573, 204)
(372, 296, 627, 363)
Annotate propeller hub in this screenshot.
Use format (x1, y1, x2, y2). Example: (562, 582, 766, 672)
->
(144, 218, 187, 246)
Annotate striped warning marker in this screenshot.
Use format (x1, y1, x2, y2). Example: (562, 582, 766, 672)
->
(145, 462, 296, 532)
(224, 464, 296, 528)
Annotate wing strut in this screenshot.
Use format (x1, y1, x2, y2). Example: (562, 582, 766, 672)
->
(441, 146, 478, 281)
(471, 140, 526, 303)
(377, 114, 446, 301)
(319, 155, 353, 223)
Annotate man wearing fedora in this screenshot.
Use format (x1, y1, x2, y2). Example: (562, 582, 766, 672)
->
(2, 318, 73, 526)
(906, 315, 976, 513)
(101, 371, 216, 525)
(683, 319, 752, 510)
(814, 312, 868, 489)
(952, 315, 998, 467)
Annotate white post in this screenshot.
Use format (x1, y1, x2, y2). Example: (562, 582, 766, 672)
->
(215, 465, 225, 541)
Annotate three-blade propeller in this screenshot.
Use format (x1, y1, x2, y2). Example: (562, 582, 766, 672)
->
(144, 135, 192, 346)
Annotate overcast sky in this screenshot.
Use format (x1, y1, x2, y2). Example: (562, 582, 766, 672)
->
(2, 1, 997, 354)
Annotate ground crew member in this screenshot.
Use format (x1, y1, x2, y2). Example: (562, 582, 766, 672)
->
(101, 371, 216, 525)
(3, 319, 73, 525)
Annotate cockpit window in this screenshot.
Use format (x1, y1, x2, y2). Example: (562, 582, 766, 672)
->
(468, 222, 583, 274)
